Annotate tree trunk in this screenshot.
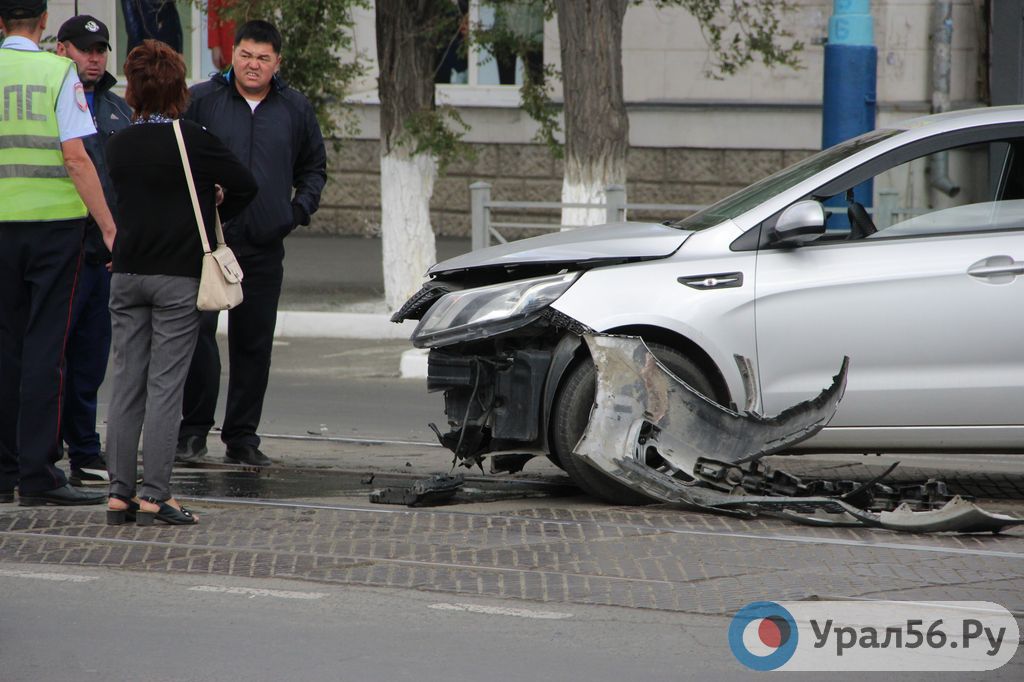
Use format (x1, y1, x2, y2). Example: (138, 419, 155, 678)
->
(376, 0, 442, 311)
(555, 0, 629, 227)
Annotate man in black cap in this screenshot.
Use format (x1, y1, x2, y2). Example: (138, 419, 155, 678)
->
(0, 0, 116, 506)
(55, 14, 132, 487)
(0, 0, 43, 20)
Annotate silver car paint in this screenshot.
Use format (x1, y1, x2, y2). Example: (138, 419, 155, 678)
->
(551, 221, 757, 405)
(427, 221, 693, 275)
(549, 106, 1024, 452)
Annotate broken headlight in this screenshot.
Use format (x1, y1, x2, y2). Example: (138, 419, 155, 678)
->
(412, 272, 580, 347)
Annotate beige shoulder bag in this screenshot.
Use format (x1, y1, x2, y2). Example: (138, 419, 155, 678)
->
(172, 119, 244, 311)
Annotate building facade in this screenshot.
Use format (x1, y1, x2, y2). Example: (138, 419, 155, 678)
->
(53, 1, 990, 237)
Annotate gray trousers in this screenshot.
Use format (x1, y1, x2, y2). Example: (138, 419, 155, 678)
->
(107, 274, 200, 501)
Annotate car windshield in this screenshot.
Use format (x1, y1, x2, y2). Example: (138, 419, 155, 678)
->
(671, 128, 901, 230)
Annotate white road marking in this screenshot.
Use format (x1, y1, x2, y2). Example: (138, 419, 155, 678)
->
(188, 585, 328, 600)
(429, 602, 573, 620)
(0, 568, 97, 583)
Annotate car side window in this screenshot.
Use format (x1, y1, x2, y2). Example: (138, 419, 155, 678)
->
(778, 137, 1024, 245)
(870, 198, 1024, 238)
(804, 137, 1024, 244)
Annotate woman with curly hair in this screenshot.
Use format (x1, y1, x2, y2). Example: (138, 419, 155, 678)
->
(104, 40, 257, 526)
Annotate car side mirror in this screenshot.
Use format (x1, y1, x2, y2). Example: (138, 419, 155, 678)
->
(768, 200, 826, 247)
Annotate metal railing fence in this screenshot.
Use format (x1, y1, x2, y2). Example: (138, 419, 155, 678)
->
(470, 182, 706, 250)
(469, 183, 926, 251)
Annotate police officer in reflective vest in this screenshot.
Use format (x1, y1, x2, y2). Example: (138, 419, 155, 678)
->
(0, 0, 117, 506)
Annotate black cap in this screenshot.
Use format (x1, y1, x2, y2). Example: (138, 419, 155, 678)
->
(57, 15, 110, 51)
(0, 0, 46, 20)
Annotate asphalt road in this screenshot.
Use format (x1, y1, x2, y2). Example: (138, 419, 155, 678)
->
(5, 563, 1014, 682)
(0, 564, 736, 682)
(97, 337, 443, 446)
(4, 335, 1022, 682)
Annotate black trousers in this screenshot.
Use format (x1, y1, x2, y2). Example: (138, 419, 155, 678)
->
(62, 260, 112, 466)
(0, 220, 84, 494)
(179, 243, 284, 449)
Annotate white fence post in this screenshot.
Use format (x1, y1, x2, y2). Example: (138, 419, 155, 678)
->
(605, 184, 626, 224)
(470, 181, 492, 250)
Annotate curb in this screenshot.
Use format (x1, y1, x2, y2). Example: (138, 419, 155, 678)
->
(399, 348, 429, 379)
(217, 310, 416, 340)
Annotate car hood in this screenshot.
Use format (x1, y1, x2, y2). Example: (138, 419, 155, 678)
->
(429, 222, 694, 276)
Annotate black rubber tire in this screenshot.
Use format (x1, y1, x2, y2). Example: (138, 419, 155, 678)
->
(551, 343, 717, 505)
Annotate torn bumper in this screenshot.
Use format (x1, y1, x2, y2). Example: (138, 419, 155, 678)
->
(574, 334, 1024, 534)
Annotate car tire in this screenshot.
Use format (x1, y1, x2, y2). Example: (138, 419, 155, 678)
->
(551, 343, 718, 505)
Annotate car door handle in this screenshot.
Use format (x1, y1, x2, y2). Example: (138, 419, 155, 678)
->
(967, 255, 1024, 282)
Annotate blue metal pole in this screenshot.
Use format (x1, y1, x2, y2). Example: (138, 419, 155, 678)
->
(822, 0, 877, 218)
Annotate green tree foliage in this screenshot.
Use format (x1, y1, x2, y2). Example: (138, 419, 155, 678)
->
(192, 0, 367, 138)
(473, 0, 804, 156)
(194, 1, 803, 160)
(376, 0, 474, 170)
(471, 1, 560, 155)
(660, 0, 804, 77)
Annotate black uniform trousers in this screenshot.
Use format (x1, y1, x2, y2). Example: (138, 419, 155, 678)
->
(0, 220, 84, 494)
(179, 242, 284, 449)
(62, 260, 112, 465)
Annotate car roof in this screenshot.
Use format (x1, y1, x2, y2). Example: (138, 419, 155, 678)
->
(885, 104, 1024, 135)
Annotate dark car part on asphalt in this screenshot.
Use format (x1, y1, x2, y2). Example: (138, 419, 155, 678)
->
(369, 473, 465, 507)
(576, 334, 1024, 533)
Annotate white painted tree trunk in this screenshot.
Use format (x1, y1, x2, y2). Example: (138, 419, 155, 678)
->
(561, 177, 614, 229)
(560, 150, 626, 229)
(380, 149, 438, 313)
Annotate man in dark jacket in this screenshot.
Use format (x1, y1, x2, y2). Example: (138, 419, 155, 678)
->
(56, 14, 131, 485)
(177, 19, 327, 466)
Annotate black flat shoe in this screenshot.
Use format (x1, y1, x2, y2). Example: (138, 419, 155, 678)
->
(136, 497, 198, 526)
(224, 445, 272, 467)
(106, 493, 139, 525)
(18, 484, 106, 506)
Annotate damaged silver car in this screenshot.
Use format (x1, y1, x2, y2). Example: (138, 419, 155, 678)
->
(394, 105, 1024, 508)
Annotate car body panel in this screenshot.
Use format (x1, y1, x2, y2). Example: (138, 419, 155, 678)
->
(428, 222, 694, 275)
(410, 105, 1024, 471)
(755, 229, 1024, 449)
(551, 222, 756, 404)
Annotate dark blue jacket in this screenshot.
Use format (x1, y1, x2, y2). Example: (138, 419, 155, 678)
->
(184, 71, 327, 253)
(83, 71, 131, 263)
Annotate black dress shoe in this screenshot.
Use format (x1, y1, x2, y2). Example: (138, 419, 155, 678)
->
(18, 484, 106, 507)
(175, 435, 208, 464)
(224, 445, 272, 466)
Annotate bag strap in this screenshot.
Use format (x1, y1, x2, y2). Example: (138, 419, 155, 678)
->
(172, 119, 225, 255)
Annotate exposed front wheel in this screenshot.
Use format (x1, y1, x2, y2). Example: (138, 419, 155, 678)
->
(550, 343, 717, 505)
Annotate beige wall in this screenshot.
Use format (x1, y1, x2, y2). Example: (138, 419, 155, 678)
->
(58, 1, 990, 237)
(320, 139, 811, 239)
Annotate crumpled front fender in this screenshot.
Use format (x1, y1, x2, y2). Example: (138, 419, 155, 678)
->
(572, 334, 1024, 534)
(574, 334, 849, 478)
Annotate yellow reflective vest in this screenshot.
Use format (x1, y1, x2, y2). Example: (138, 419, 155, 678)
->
(0, 47, 87, 222)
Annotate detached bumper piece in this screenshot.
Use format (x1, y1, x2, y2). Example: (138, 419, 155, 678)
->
(575, 334, 1024, 534)
(369, 473, 465, 507)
